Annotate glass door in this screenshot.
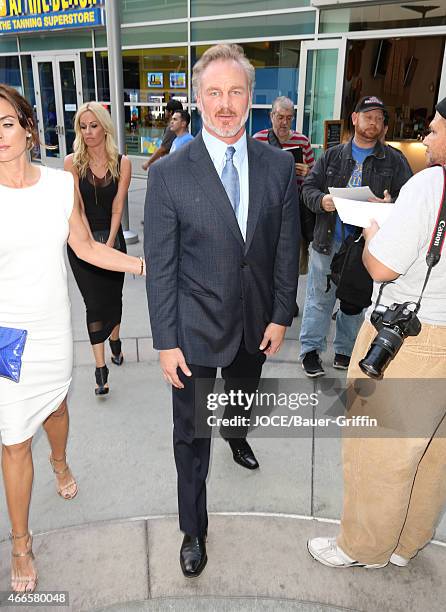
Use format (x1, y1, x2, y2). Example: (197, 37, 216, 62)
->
(32, 54, 83, 167)
(297, 40, 346, 157)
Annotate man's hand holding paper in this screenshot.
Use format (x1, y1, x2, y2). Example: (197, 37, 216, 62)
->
(368, 189, 392, 203)
(332, 196, 394, 228)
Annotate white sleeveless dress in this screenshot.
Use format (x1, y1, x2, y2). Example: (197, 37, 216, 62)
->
(0, 166, 74, 446)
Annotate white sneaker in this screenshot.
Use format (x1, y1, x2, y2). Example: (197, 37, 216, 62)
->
(307, 537, 387, 569)
(389, 553, 410, 567)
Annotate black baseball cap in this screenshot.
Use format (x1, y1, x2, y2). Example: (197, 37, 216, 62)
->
(354, 96, 386, 114)
(436, 97, 446, 120)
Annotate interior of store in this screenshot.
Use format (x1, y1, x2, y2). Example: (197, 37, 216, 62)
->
(341, 35, 445, 171)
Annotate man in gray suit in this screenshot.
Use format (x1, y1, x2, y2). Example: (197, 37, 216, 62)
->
(144, 44, 299, 577)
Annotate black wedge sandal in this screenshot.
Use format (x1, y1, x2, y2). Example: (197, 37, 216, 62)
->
(109, 338, 124, 366)
(95, 365, 109, 395)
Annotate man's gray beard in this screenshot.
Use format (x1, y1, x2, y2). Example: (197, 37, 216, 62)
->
(426, 151, 446, 166)
(201, 106, 250, 138)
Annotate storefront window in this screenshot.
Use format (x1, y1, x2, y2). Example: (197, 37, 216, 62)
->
(120, 0, 187, 23)
(95, 52, 110, 102)
(122, 46, 188, 155)
(192, 41, 301, 105)
(95, 23, 187, 49)
(20, 56, 36, 107)
(0, 56, 21, 91)
(18, 55, 40, 159)
(81, 53, 96, 102)
(121, 23, 188, 46)
(124, 105, 166, 157)
(251, 108, 274, 135)
(191, 11, 316, 41)
(191, 12, 315, 42)
(0, 38, 18, 53)
(191, 108, 202, 136)
(191, 0, 309, 18)
(19, 32, 92, 52)
(341, 36, 445, 144)
(303, 48, 338, 147)
(123, 47, 188, 104)
(319, 1, 446, 34)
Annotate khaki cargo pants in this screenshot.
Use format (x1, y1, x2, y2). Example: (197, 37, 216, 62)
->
(337, 320, 446, 565)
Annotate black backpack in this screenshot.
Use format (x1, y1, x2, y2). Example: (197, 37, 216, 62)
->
(328, 229, 373, 315)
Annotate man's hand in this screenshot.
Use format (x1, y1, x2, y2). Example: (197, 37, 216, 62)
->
(259, 323, 287, 355)
(368, 189, 392, 203)
(321, 194, 336, 212)
(295, 163, 310, 177)
(362, 219, 380, 244)
(159, 348, 192, 389)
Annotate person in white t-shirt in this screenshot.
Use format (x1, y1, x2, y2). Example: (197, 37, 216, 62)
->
(308, 97, 446, 570)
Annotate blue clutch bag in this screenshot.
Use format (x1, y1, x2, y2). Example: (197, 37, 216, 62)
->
(0, 326, 28, 383)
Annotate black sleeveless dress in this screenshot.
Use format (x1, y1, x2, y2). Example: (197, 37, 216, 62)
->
(68, 158, 127, 345)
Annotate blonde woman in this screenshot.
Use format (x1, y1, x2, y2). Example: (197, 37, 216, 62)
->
(0, 85, 144, 593)
(65, 102, 131, 395)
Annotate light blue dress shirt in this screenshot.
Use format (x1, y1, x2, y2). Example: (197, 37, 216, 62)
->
(202, 127, 249, 240)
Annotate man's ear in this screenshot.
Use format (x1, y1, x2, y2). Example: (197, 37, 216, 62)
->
(351, 112, 358, 127)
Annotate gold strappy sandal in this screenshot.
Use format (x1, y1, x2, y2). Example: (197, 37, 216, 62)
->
(49, 454, 78, 500)
(10, 530, 37, 593)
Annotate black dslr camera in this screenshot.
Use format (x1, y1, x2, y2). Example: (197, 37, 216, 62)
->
(359, 302, 421, 379)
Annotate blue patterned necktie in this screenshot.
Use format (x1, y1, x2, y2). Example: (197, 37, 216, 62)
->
(221, 146, 240, 218)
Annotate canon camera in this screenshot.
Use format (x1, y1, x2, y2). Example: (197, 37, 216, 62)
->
(359, 302, 421, 379)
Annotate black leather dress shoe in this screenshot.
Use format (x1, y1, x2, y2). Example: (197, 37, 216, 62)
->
(227, 439, 259, 470)
(180, 534, 207, 578)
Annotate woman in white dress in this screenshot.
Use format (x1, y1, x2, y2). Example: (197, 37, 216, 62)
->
(0, 85, 145, 593)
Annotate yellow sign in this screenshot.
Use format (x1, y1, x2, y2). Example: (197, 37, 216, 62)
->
(0, 0, 103, 33)
(1, 0, 99, 18)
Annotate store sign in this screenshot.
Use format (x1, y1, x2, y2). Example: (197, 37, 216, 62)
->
(0, 0, 104, 34)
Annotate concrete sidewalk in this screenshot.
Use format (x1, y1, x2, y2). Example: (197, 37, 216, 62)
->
(1, 176, 445, 611)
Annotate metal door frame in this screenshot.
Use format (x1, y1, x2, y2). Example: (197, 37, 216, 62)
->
(32, 52, 83, 167)
(296, 39, 346, 140)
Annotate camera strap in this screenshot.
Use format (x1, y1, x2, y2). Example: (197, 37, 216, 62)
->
(415, 165, 446, 311)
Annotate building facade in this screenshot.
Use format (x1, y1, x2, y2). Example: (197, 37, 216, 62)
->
(0, 0, 445, 171)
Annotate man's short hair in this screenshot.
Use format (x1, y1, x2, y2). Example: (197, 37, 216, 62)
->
(272, 96, 294, 114)
(192, 43, 255, 97)
(166, 99, 183, 113)
(175, 110, 191, 127)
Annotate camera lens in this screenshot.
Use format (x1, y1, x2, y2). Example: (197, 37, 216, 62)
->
(359, 327, 404, 379)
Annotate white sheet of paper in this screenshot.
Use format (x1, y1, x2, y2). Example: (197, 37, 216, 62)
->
(329, 186, 376, 201)
(333, 197, 394, 228)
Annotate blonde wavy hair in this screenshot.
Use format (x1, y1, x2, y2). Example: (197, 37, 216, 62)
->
(72, 102, 120, 179)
